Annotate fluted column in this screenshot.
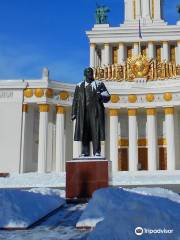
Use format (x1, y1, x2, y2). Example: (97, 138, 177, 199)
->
(177, 41, 180, 65)
(162, 41, 169, 62)
(104, 43, 110, 65)
(142, 0, 151, 20)
(128, 109, 138, 171)
(20, 104, 29, 173)
(38, 104, 49, 173)
(55, 106, 65, 172)
(136, 0, 141, 19)
(109, 109, 119, 173)
(154, 0, 161, 21)
(133, 42, 139, 57)
(165, 107, 176, 171)
(118, 43, 125, 64)
(90, 43, 96, 68)
(147, 108, 157, 171)
(148, 41, 154, 59)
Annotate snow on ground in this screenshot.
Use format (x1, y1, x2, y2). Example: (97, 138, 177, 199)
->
(0, 188, 65, 229)
(0, 172, 65, 188)
(0, 203, 89, 240)
(77, 187, 180, 240)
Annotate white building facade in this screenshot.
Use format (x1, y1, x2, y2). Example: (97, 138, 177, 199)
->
(1, 0, 180, 189)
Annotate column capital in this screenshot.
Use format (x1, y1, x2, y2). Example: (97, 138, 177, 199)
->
(164, 107, 174, 115)
(90, 43, 96, 48)
(118, 42, 124, 47)
(146, 108, 156, 116)
(39, 104, 49, 112)
(104, 43, 110, 47)
(22, 104, 29, 112)
(109, 109, 119, 116)
(128, 109, 137, 116)
(56, 106, 65, 114)
(177, 40, 180, 44)
(163, 41, 169, 44)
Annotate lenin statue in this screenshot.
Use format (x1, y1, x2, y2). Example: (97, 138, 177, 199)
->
(71, 67, 111, 157)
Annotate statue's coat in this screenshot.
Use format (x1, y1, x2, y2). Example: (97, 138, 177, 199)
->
(72, 80, 110, 142)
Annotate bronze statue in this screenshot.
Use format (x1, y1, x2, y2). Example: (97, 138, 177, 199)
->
(72, 67, 111, 157)
(95, 4, 110, 24)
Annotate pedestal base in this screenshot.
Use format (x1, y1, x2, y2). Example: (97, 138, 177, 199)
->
(66, 159, 109, 199)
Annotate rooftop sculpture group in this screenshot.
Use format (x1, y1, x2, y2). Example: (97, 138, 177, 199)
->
(95, 4, 110, 24)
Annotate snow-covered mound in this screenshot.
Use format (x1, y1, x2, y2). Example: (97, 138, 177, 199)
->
(77, 187, 180, 240)
(0, 188, 65, 229)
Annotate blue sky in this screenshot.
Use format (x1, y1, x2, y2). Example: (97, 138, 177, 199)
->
(0, 0, 179, 83)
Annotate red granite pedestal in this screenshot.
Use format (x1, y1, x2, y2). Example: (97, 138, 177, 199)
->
(66, 159, 109, 200)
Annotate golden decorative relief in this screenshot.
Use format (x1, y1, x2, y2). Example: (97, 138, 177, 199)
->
(109, 109, 119, 116)
(164, 107, 174, 115)
(128, 55, 151, 78)
(146, 94, 155, 102)
(146, 108, 156, 116)
(128, 95, 137, 103)
(138, 139, 147, 147)
(119, 139, 129, 147)
(56, 106, 65, 114)
(111, 95, 120, 103)
(158, 138, 167, 146)
(39, 104, 49, 112)
(22, 104, 28, 112)
(24, 89, 33, 98)
(93, 55, 178, 82)
(163, 92, 172, 101)
(59, 91, 69, 100)
(35, 88, 44, 98)
(45, 89, 53, 98)
(128, 109, 136, 116)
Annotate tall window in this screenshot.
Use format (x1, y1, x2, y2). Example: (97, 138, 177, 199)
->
(112, 47, 118, 64)
(156, 45, 161, 62)
(170, 45, 176, 64)
(127, 46, 133, 59)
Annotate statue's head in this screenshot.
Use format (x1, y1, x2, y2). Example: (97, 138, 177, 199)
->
(84, 67, 94, 82)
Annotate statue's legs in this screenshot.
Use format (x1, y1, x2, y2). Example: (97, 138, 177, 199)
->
(82, 139, 90, 156)
(81, 111, 91, 156)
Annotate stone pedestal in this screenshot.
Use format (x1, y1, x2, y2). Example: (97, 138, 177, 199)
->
(66, 159, 109, 200)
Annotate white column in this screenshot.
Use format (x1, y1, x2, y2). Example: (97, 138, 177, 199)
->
(38, 104, 49, 173)
(154, 0, 161, 21)
(55, 106, 65, 172)
(20, 104, 29, 173)
(104, 43, 110, 65)
(136, 0, 141, 19)
(90, 43, 96, 67)
(165, 108, 176, 171)
(162, 41, 169, 62)
(148, 41, 154, 59)
(133, 42, 139, 56)
(147, 108, 157, 171)
(124, 0, 132, 21)
(177, 41, 180, 65)
(109, 109, 119, 173)
(142, 0, 151, 20)
(73, 120, 81, 158)
(118, 43, 125, 64)
(128, 109, 138, 171)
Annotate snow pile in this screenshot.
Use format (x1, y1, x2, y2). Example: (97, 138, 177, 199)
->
(0, 172, 66, 188)
(0, 188, 65, 229)
(77, 187, 180, 240)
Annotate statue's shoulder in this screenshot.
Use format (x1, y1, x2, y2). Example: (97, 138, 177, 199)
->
(76, 81, 84, 88)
